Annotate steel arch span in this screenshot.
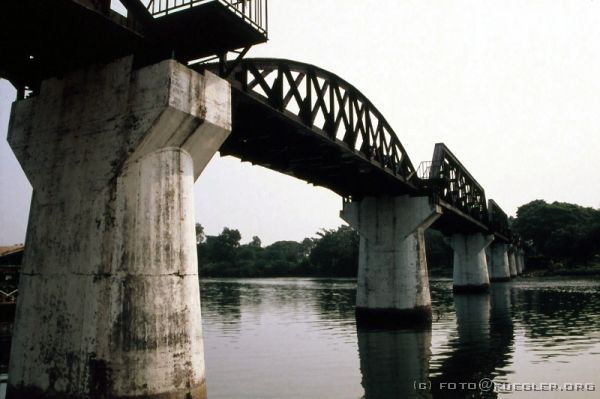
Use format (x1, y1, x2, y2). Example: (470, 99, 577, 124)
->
(199, 58, 419, 198)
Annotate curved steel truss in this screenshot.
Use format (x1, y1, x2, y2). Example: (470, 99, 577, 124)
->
(201, 58, 511, 236)
(428, 143, 488, 224)
(220, 58, 416, 179)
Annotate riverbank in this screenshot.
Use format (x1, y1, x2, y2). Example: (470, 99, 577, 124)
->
(524, 265, 600, 277)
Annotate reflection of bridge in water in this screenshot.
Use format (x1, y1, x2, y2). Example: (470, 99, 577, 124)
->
(1, 1, 527, 397)
(357, 283, 515, 399)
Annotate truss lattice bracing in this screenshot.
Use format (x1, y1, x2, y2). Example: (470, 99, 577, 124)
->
(428, 143, 488, 224)
(221, 58, 416, 179)
(488, 199, 510, 239)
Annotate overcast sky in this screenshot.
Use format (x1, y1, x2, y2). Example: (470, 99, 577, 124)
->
(1, 0, 600, 245)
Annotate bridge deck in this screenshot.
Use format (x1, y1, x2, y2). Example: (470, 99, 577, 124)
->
(0, 0, 267, 91)
(0, 0, 145, 89)
(223, 88, 420, 198)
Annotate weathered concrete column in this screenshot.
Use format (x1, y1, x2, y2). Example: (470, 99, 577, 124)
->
(341, 196, 442, 326)
(450, 233, 494, 293)
(516, 250, 525, 275)
(488, 243, 511, 282)
(508, 247, 518, 277)
(6, 57, 231, 398)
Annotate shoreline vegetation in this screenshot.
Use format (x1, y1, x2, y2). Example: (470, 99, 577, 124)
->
(0, 200, 598, 282)
(196, 224, 455, 278)
(197, 200, 600, 278)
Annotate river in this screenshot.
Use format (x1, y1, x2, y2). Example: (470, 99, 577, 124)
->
(1, 277, 598, 398)
(200, 277, 600, 399)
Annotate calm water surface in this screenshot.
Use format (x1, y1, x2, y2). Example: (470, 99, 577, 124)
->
(200, 277, 600, 399)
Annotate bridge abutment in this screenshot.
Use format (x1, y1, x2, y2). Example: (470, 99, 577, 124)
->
(6, 57, 231, 398)
(489, 243, 511, 282)
(341, 196, 442, 327)
(450, 233, 493, 293)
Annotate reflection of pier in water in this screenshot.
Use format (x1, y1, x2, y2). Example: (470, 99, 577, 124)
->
(356, 283, 516, 398)
(357, 327, 432, 399)
(430, 285, 514, 398)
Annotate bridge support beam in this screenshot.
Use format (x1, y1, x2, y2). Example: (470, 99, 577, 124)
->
(341, 196, 442, 327)
(450, 233, 494, 293)
(508, 247, 518, 277)
(488, 243, 511, 282)
(6, 57, 231, 398)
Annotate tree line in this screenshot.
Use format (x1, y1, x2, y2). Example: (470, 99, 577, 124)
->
(196, 224, 453, 278)
(196, 199, 600, 278)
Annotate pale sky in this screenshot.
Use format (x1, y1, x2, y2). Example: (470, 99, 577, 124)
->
(1, 0, 600, 245)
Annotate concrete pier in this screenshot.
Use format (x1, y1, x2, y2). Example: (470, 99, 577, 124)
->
(488, 243, 511, 282)
(517, 250, 525, 275)
(6, 58, 231, 398)
(508, 247, 518, 278)
(450, 233, 493, 293)
(341, 196, 442, 326)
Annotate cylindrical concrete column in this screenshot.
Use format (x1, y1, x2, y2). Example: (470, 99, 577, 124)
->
(108, 148, 206, 397)
(450, 233, 493, 293)
(341, 196, 442, 327)
(489, 243, 511, 282)
(516, 250, 525, 275)
(508, 248, 518, 277)
(6, 58, 231, 398)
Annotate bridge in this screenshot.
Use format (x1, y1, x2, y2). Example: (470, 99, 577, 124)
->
(196, 57, 523, 299)
(0, 1, 526, 398)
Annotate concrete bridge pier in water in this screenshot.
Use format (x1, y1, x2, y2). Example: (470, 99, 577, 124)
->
(450, 233, 494, 293)
(341, 196, 442, 326)
(508, 246, 519, 277)
(6, 58, 231, 398)
(488, 243, 511, 282)
(517, 249, 526, 275)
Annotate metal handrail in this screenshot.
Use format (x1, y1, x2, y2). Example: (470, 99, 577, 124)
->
(145, 0, 268, 35)
(416, 161, 443, 180)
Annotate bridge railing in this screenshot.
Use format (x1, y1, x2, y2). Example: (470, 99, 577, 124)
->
(424, 143, 488, 223)
(220, 58, 416, 179)
(416, 160, 442, 180)
(146, 0, 268, 34)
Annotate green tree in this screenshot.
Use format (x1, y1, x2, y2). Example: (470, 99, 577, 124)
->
(249, 236, 262, 248)
(425, 229, 453, 272)
(260, 241, 305, 276)
(309, 225, 359, 277)
(200, 228, 242, 276)
(195, 223, 205, 244)
(513, 200, 600, 266)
